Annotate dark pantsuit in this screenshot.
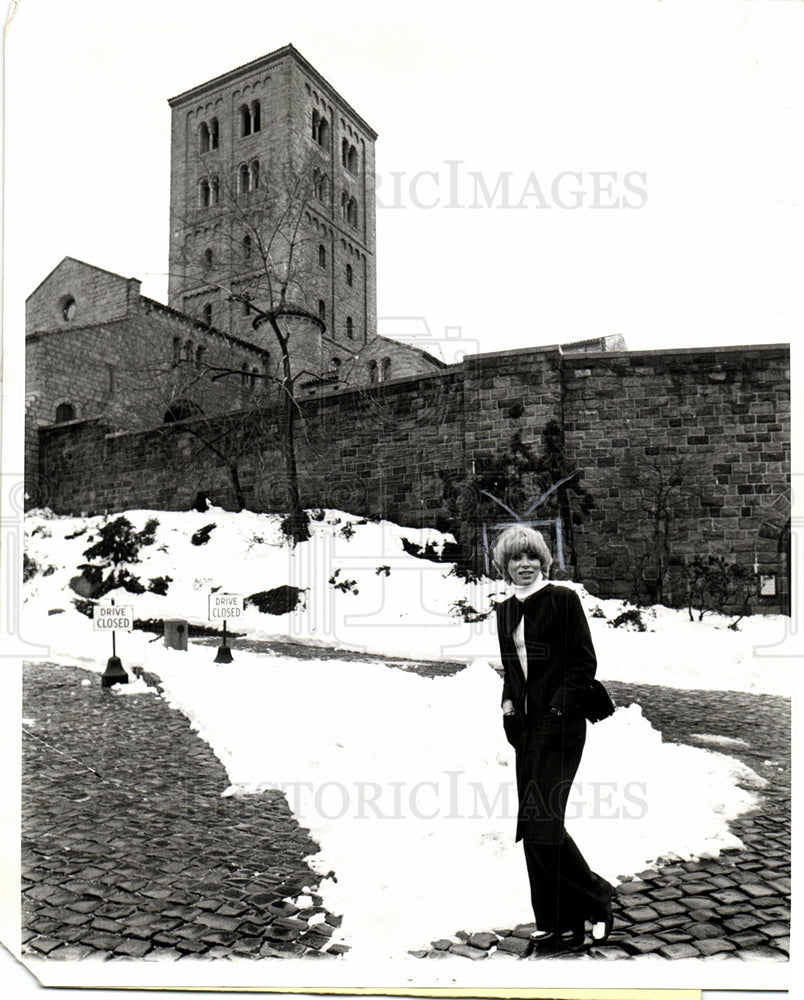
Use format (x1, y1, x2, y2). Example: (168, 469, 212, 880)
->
(497, 584, 615, 932)
(524, 833, 611, 933)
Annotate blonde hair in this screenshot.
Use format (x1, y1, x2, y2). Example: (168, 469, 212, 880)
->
(492, 525, 553, 583)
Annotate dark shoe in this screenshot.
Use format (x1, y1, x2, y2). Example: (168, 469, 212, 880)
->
(531, 925, 585, 955)
(561, 924, 586, 950)
(530, 932, 563, 956)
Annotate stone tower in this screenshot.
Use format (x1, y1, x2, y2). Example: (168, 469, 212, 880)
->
(167, 44, 377, 375)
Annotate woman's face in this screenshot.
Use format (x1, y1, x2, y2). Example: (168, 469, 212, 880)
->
(507, 550, 542, 586)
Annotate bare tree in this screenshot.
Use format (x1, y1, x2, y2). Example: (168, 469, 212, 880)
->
(170, 152, 339, 542)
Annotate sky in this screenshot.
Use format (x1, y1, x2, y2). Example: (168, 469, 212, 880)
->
(4, 0, 803, 367)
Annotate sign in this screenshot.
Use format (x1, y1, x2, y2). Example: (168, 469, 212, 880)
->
(93, 604, 134, 632)
(208, 593, 244, 620)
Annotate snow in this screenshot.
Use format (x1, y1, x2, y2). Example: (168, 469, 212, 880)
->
(689, 734, 751, 749)
(22, 506, 792, 960)
(109, 675, 154, 697)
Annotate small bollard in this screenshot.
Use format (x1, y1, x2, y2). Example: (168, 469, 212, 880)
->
(164, 619, 189, 651)
(213, 619, 233, 662)
(102, 655, 129, 688)
(214, 643, 233, 663)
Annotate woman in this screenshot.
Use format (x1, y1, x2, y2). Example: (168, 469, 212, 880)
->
(493, 525, 614, 952)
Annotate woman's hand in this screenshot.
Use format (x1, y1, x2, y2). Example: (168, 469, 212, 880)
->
(503, 712, 525, 749)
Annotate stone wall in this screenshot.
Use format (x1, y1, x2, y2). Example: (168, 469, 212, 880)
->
(35, 343, 790, 612)
(25, 260, 272, 492)
(561, 346, 790, 605)
(26, 257, 139, 332)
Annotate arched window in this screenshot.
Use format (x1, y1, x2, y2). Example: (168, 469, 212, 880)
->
(199, 178, 211, 208)
(318, 299, 326, 323)
(60, 295, 77, 321)
(210, 118, 219, 149)
(314, 169, 329, 201)
(250, 366, 259, 390)
(200, 122, 211, 153)
(368, 360, 378, 385)
(240, 360, 249, 386)
(312, 109, 329, 147)
(239, 103, 251, 137)
(318, 244, 326, 268)
(203, 248, 213, 269)
(238, 163, 250, 194)
(55, 402, 75, 423)
(184, 340, 194, 361)
(251, 101, 261, 132)
(250, 159, 260, 190)
(346, 263, 353, 287)
(211, 176, 220, 204)
(202, 304, 213, 326)
(173, 337, 181, 364)
(341, 191, 350, 219)
(196, 345, 206, 368)
(346, 316, 354, 339)
(243, 233, 252, 259)
(347, 197, 358, 227)
(382, 357, 391, 382)
(342, 140, 358, 173)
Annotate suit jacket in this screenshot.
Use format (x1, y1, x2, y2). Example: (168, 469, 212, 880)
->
(497, 583, 597, 717)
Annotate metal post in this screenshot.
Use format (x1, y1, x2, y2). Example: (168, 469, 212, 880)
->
(214, 618, 233, 663)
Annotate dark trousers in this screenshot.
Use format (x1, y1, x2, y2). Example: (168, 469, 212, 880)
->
(523, 832, 612, 932)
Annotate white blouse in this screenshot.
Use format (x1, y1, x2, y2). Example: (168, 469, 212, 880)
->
(512, 577, 549, 682)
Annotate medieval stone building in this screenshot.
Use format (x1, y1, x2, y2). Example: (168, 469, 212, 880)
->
(167, 44, 378, 368)
(25, 46, 442, 491)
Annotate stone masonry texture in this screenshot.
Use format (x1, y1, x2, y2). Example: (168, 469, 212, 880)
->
(22, 662, 340, 961)
(167, 45, 377, 347)
(34, 342, 790, 611)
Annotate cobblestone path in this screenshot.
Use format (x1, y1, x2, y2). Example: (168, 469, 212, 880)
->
(593, 680, 791, 962)
(22, 661, 343, 961)
(21, 655, 790, 963)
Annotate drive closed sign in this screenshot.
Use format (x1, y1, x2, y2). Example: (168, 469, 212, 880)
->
(208, 594, 244, 620)
(93, 605, 134, 632)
